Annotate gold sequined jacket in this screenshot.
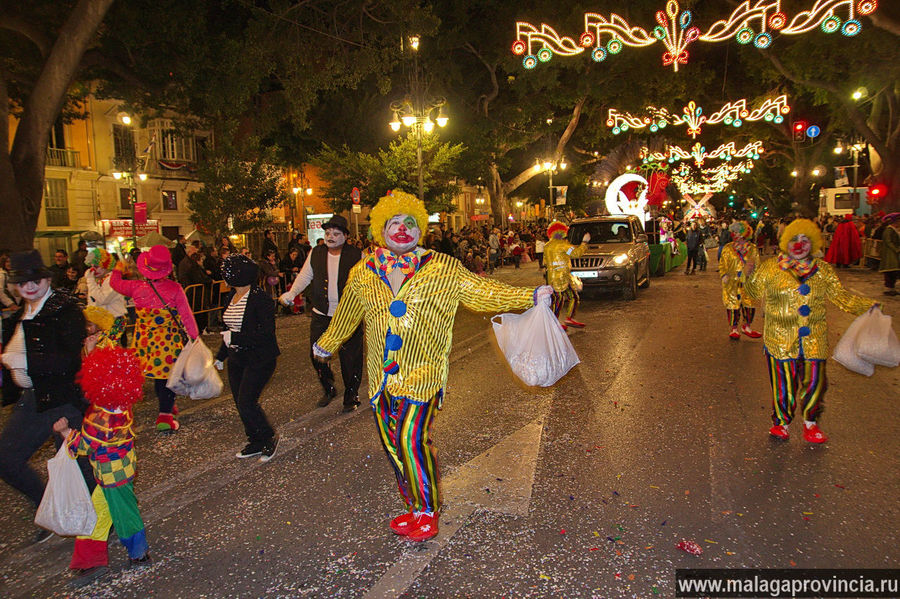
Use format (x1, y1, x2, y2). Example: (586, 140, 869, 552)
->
(718, 242, 759, 309)
(316, 250, 535, 404)
(744, 256, 875, 360)
(543, 238, 587, 292)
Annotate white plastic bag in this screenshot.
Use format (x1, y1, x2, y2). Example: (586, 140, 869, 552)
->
(856, 308, 900, 367)
(492, 302, 580, 387)
(832, 312, 875, 376)
(167, 339, 223, 399)
(34, 445, 97, 537)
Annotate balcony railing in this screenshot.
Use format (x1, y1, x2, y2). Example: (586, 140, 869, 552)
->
(46, 148, 80, 168)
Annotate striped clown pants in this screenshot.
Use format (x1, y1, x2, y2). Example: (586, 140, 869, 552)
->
(70, 482, 148, 569)
(765, 351, 827, 426)
(551, 287, 579, 320)
(373, 391, 441, 514)
(727, 307, 755, 327)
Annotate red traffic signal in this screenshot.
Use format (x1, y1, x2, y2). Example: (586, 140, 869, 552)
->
(792, 120, 807, 141)
(867, 183, 888, 200)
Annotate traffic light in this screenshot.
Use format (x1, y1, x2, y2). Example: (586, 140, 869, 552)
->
(792, 121, 807, 142)
(868, 182, 888, 201)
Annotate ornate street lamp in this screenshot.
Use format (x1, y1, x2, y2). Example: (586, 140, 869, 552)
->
(291, 167, 314, 235)
(533, 157, 567, 206)
(388, 36, 448, 201)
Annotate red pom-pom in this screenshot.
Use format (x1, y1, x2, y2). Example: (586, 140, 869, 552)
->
(77, 346, 145, 410)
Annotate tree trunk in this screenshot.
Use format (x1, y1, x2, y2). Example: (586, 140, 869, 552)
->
(489, 163, 508, 225)
(0, 0, 115, 251)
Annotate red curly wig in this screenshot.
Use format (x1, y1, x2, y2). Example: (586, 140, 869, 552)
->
(77, 346, 145, 410)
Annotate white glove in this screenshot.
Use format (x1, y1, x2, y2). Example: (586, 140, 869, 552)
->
(534, 285, 554, 306)
(278, 292, 294, 306)
(312, 343, 332, 361)
(214, 360, 224, 371)
(721, 275, 730, 284)
(221, 330, 232, 347)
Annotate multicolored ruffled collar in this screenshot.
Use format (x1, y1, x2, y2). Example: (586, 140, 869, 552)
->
(777, 253, 818, 280)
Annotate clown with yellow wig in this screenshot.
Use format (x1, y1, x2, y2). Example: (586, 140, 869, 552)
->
(745, 219, 877, 444)
(543, 221, 591, 329)
(313, 191, 554, 542)
(718, 221, 761, 340)
(84, 248, 127, 344)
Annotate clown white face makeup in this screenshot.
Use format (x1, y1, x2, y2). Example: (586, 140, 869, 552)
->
(384, 214, 421, 254)
(323, 227, 347, 250)
(14, 278, 51, 304)
(787, 234, 812, 260)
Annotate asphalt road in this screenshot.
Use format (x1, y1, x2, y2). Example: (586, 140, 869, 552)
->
(0, 255, 897, 598)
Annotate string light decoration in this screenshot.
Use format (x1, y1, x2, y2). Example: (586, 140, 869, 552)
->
(609, 95, 790, 137)
(642, 140, 764, 168)
(513, 0, 879, 71)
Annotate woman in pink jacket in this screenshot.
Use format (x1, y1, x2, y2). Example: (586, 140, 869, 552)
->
(110, 245, 198, 432)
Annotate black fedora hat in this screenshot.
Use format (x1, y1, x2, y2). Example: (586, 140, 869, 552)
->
(322, 215, 350, 235)
(8, 250, 52, 284)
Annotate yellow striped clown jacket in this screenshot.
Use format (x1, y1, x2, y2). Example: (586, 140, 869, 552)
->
(718, 242, 759, 309)
(744, 256, 874, 360)
(315, 250, 536, 405)
(543, 238, 587, 292)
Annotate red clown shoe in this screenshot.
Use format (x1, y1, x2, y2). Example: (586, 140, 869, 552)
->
(769, 425, 789, 440)
(406, 513, 439, 542)
(565, 317, 586, 328)
(729, 327, 740, 340)
(389, 511, 417, 535)
(803, 423, 828, 444)
(741, 324, 762, 338)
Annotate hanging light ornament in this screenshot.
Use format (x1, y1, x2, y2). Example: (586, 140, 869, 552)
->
(513, 0, 879, 72)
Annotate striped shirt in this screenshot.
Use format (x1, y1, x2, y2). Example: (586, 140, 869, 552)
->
(316, 250, 535, 404)
(223, 292, 249, 334)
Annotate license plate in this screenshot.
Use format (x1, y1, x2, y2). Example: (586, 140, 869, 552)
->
(573, 270, 598, 279)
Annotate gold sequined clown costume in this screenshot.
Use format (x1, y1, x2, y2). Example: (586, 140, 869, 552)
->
(745, 219, 875, 443)
(314, 191, 553, 542)
(718, 221, 761, 340)
(543, 221, 589, 329)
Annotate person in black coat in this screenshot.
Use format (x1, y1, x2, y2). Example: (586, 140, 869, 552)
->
(0, 250, 94, 542)
(215, 254, 280, 462)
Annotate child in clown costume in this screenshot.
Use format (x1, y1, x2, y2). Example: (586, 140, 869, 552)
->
(52, 345, 151, 586)
(744, 219, 877, 443)
(314, 191, 554, 542)
(543, 221, 591, 329)
(718, 221, 762, 340)
(83, 249, 127, 345)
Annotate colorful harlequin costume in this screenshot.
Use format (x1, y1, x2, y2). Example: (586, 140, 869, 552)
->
(314, 191, 544, 540)
(543, 221, 588, 327)
(718, 221, 761, 339)
(64, 346, 151, 571)
(744, 219, 875, 442)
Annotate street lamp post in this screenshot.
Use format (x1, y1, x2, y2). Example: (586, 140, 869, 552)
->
(389, 36, 448, 202)
(292, 168, 313, 236)
(534, 157, 567, 207)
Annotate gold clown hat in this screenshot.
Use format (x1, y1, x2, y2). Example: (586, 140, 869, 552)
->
(369, 190, 429, 246)
(779, 218, 824, 254)
(83, 305, 115, 332)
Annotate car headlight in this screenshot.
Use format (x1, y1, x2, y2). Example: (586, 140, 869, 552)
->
(613, 253, 629, 265)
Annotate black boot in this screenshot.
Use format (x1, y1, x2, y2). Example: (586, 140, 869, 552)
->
(342, 391, 360, 413)
(317, 385, 337, 407)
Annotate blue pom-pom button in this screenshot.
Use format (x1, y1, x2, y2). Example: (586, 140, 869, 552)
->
(798, 326, 811, 337)
(737, 270, 743, 277)
(798, 283, 811, 296)
(385, 333, 403, 351)
(389, 300, 407, 318)
(798, 304, 811, 317)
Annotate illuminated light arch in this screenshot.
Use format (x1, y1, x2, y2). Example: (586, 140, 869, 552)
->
(513, 0, 879, 72)
(608, 95, 790, 138)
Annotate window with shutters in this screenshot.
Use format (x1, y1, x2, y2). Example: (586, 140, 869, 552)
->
(44, 178, 69, 226)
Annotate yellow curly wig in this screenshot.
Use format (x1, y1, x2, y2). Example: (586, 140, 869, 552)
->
(83, 305, 115, 332)
(369, 190, 429, 246)
(779, 218, 824, 254)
